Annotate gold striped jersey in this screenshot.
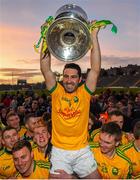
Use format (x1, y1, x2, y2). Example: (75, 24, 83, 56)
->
(18, 125, 27, 138)
(0, 148, 16, 178)
(15, 160, 50, 179)
(89, 142, 132, 179)
(33, 147, 50, 163)
(120, 141, 140, 179)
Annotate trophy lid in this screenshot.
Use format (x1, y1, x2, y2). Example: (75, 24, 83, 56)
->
(55, 4, 88, 22)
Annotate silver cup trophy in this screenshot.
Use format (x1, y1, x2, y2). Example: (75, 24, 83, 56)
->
(46, 4, 91, 62)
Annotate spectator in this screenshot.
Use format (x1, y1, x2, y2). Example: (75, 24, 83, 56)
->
(0, 127, 19, 178)
(90, 95, 102, 117)
(2, 93, 11, 108)
(131, 93, 140, 119)
(0, 107, 8, 126)
(10, 95, 17, 111)
(17, 105, 26, 125)
(120, 121, 140, 178)
(90, 110, 129, 145)
(22, 113, 40, 148)
(6, 111, 26, 138)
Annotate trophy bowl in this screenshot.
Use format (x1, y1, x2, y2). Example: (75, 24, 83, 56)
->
(46, 4, 91, 62)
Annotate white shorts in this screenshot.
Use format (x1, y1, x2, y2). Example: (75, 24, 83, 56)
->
(50, 145, 97, 178)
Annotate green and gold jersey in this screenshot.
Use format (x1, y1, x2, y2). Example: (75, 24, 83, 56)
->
(18, 126, 27, 138)
(33, 147, 50, 162)
(90, 142, 132, 179)
(15, 160, 50, 179)
(0, 148, 16, 178)
(89, 128, 101, 142)
(120, 141, 140, 179)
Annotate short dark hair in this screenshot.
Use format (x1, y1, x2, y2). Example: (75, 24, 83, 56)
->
(12, 140, 32, 154)
(133, 121, 140, 139)
(101, 122, 122, 142)
(108, 110, 124, 119)
(63, 63, 81, 77)
(2, 126, 17, 138)
(42, 112, 51, 122)
(24, 113, 37, 124)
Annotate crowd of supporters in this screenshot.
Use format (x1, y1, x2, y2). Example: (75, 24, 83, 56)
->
(0, 89, 140, 179)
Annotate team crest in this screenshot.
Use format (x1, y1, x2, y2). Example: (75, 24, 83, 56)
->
(101, 166, 108, 173)
(112, 167, 119, 175)
(73, 96, 79, 103)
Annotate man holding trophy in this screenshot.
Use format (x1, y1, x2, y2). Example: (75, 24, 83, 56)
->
(40, 4, 101, 179)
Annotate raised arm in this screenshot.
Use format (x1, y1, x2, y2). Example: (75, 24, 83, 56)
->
(86, 25, 101, 93)
(40, 41, 56, 91)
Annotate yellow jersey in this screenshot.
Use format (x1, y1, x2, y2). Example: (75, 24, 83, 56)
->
(33, 147, 50, 163)
(0, 148, 16, 178)
(89, 128, 101, 142)
(90, 142, 132, 179)
(90, 128, 129, 145)
(15, 160, 50, 179)
(120, 141, 140, 178)
(50, 82, 92, 150)
(18, 125, 27, 138)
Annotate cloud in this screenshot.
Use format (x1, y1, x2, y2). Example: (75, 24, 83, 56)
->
(0, 68, 38, 72)
(16, 59, 39, 64)
(0, 79, 12, 84)
(39, 55, 140, 73)
(0, 55, 140, 84)
(0, 23, 39, 62)
(101, 56, 140, 69)
(0, 68, 41, 80)
(1, 55, 140, 73)
(0, 67, 42, 84)
(3, 72, 41, 77)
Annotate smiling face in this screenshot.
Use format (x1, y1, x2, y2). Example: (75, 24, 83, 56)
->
(63, 68, 81, 93)
(13, 146, 34, 176)
(99, 132, 119, 157)
(33, 126, 50, 148)
(2, 129, 19, 150)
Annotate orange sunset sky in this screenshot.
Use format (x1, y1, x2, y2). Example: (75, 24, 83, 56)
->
(0, 0, 140, 84)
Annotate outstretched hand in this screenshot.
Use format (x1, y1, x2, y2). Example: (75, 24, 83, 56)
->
(90, 20, 100, 37)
